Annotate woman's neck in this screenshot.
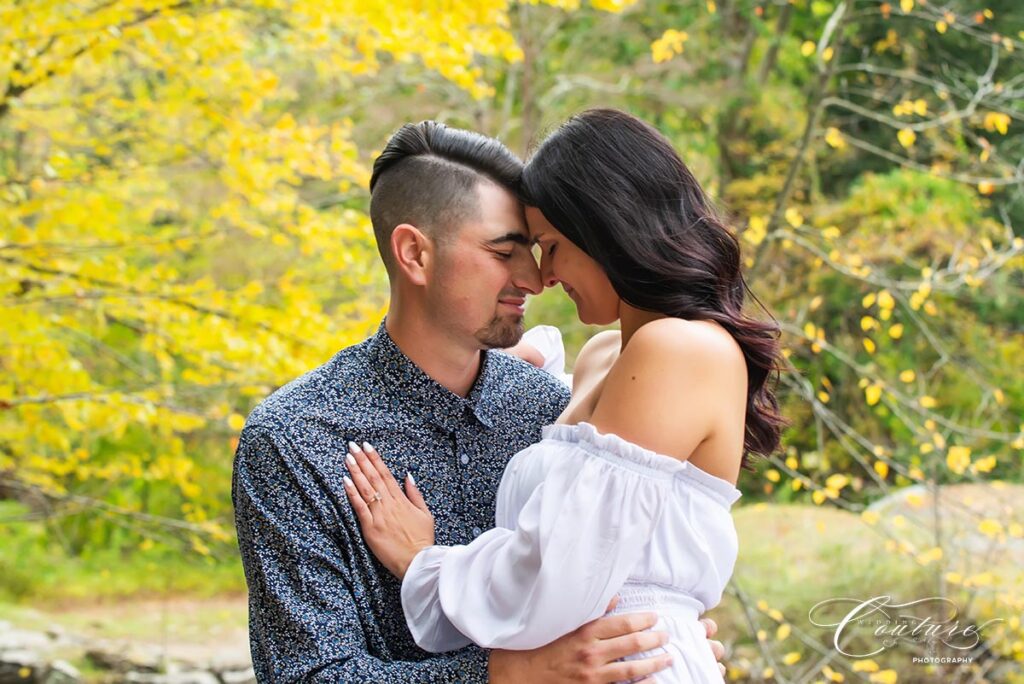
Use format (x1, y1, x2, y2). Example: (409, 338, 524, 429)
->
(618, 304, 667, 350)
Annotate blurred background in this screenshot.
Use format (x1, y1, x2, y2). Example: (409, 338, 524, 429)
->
(1, 0, 1022, 681)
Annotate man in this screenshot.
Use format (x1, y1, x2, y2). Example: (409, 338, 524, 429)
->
(233, 120, 723, 681)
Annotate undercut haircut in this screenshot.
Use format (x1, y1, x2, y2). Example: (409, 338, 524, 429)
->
(369, 121, 524, 276)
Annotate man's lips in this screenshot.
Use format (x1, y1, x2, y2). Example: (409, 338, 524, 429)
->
(499, 297, 526, 313)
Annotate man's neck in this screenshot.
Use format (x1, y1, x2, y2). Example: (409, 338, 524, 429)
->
(384, 311, 483, 399)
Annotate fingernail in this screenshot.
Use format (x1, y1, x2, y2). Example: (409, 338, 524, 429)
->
(348, 441, 361, 452)
(407, 473, 416, 486)
(346, 454, 356, 467)
(362, 441, 374, 452)
(343, 475, 353, 487)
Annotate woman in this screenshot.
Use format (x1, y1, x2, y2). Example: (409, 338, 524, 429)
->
(342, 109, 784, 682)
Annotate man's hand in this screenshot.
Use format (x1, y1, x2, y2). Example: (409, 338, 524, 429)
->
(700, 616, 727, 678)
(488, 598, 672, 683)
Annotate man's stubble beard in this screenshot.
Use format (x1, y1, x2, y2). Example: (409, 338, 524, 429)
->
(474, 314, 525, 349)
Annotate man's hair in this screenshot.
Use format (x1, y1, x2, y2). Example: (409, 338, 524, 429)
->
(369, 121, 523, 276)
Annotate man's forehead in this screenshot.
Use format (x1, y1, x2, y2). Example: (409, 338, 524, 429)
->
(464, 183, 529, 242)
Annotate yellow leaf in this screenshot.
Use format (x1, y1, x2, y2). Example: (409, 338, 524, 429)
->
(823, 664, 845, 682)
(899, 370, 916, 383)
(973, 455, 996, 473)
(919, 395, 938, 408)
(861, 510, 880, 525)
(899, 0, 913, 12)
(863, 338, 876, 354)
(826, 474, 849, 490)
(766, 468, 781, 482)
(825, 127, 846, 149)
(946, 571, 963, 584)
(785, 207, 804, 227)
(744, 215, 768, 246)
(812, 490, 826, 505)
(866, 385, 883, 406)
(966, 571, 994, 587)
(228, 413, 246, 431)
(782, 651, 802, 665)
(984, 111, 1010, 135)
(861, 316, 878, 331)
(862, 292, 876, 308)
(898, 129, 916, 148)
(874, 460, 889, 478)
(877, 290, 895, 309)
(978, 181, 995, 195)
(817, 391, 830, 403)
(935, 20, 948, 33)
(978, 519, 1003, 537)
(888, 323, 904, 339)
(801, 41, 816, 56)
(777, 623, 791, 640)
(870, 669, 899, 683)
(947, 446, 971, 474)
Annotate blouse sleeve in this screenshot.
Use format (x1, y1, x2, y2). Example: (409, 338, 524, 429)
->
(400, 442, 671, 652)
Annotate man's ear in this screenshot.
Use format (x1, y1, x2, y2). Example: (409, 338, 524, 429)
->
(391, 223, 432, 286)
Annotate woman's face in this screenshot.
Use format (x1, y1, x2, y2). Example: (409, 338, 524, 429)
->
(525, 206, 620, 325)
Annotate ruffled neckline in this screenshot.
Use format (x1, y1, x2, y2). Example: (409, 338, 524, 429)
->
(541, 422, 742, 507)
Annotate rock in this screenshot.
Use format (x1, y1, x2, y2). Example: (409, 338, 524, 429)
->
(85, 646, 161, 673)
(0, 649, 44, 684)
(123, 671, 221, 684)
(0, 629, 50, 652)
(220, 667, 256, 684)
(40, 661, 80, 684)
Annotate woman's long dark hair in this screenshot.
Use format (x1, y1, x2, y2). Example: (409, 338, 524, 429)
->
(520, 108, 785, 467)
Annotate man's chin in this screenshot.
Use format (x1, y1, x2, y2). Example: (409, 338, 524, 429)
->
(475, 316, 525, 349)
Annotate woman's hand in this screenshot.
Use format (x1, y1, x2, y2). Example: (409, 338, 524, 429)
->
(342, 441, 435, 580)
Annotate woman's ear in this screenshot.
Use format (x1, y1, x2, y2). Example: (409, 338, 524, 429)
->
(391, 224, 432, 286)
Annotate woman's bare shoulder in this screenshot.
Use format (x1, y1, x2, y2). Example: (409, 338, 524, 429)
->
(587, 318, 745, 463)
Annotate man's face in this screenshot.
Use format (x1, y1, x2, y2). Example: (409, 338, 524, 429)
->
(429, 181, 542, 349)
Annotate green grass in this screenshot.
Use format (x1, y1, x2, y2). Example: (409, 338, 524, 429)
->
(0, 501, 245, 605)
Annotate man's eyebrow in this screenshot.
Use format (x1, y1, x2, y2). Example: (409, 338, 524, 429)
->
(484, 232, 531, 246)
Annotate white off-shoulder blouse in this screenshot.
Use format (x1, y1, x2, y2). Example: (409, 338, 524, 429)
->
(401, 422, 741, 683)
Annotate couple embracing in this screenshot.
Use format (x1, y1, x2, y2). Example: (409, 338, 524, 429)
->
(232, 108, 785, 683)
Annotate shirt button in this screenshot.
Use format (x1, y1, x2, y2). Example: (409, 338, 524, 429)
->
(460, 453, 470, 465)
(472, 526, 482, 537)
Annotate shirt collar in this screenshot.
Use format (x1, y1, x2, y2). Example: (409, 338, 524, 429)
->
(363, 320, 500, 431)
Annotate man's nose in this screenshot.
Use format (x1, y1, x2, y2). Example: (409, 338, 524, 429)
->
(512, 251, 543, 295)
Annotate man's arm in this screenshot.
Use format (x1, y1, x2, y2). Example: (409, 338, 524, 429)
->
(232, 424, 488, 683)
